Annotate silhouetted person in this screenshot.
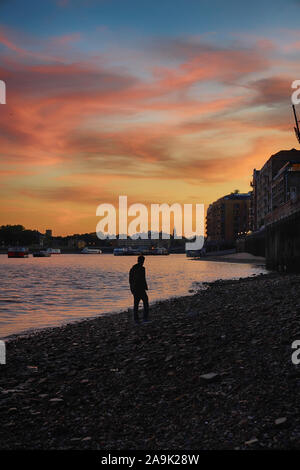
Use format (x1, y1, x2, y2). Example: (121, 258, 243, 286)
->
(129, 255, 149, 324)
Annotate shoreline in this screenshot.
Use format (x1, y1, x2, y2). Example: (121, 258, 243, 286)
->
(1, 271, 299, 450)
(194, 252, 266, 265)
(2, 292, 194, 343)
(194, 257, 265, 265)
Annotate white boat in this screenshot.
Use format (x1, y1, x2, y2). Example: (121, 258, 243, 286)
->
(81, 247, 102, 254)
(46, 248, 61, 254)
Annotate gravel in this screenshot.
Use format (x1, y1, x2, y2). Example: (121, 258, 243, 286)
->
(1, 272, 300, 450)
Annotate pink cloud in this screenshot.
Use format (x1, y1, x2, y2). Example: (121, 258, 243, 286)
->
(1, 26, 299, 233)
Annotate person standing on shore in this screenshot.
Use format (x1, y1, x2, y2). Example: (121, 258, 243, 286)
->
(129, 255, 149, 324)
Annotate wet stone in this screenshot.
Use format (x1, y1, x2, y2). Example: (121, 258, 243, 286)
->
(275, 417, 287, 427)
(200, 373, 219, 382)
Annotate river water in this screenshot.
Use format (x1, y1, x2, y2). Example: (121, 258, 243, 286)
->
(0, 253, 267, 338)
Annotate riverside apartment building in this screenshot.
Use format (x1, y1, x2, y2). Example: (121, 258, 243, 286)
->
(206, 192, 251, 246)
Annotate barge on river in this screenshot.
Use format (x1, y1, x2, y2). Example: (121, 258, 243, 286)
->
(8, 247, 29, 258)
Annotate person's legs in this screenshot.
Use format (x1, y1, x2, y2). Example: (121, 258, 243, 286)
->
(133, 293, 141, 323)
(141, 291, 149, 321)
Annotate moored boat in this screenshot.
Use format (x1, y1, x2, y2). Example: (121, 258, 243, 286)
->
(46, 248, 61, 254)
(81, 247, 102, 254)
(113, 246, 169, 255)
(113, 247, 128, 256)
(33, 250, 51, 257)
(8, 247, 29, 258)
(152, 247, 169, 255)
(113, 247, 141, 256)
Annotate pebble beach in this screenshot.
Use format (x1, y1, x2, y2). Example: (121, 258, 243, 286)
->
(1, 271, 300, 450)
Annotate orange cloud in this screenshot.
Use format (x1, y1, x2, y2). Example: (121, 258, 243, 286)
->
(1, 26, 299, 234)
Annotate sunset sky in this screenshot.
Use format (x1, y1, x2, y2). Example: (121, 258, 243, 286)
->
(1, 0, 300, 235)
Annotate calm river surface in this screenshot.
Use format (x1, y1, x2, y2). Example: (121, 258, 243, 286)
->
(0, 253, 267, 338)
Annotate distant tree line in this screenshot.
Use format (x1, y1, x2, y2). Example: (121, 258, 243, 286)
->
(0, 225, 112, 247)
(0, 225, 40, 246)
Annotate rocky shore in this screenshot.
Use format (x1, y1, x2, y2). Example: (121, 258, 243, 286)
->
(1, 272, 300, 450)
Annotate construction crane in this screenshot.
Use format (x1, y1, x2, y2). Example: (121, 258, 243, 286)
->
(292, 104, 300, 144)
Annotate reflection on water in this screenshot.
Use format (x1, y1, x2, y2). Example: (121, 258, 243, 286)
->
(0, 254, 267, 338)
